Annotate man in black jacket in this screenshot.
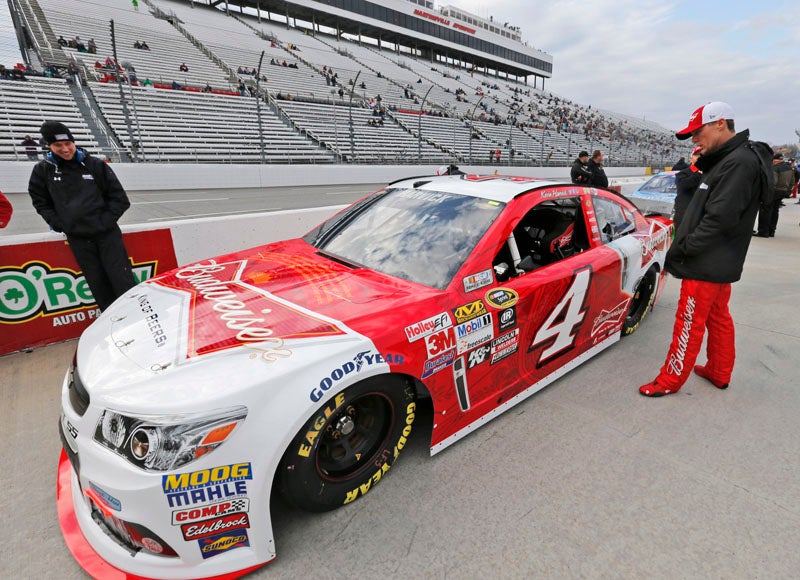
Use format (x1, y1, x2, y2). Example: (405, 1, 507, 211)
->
(570, 151, 591, 184)
(760, 152, 795, 237)
(639, 102, 773, 397)
(587, 149, 608, 187)
(672, 146, 702, 228)
(28, 121, 137, 310)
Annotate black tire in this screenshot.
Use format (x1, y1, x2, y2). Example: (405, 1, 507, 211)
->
(622, 267, 657, 336)
(277, 375, 416, 512)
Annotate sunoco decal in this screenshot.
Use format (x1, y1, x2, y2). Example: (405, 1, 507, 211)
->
(162, 463, 252, 508)
(0, 261, 155, 323)
(198, 529, 250, 559)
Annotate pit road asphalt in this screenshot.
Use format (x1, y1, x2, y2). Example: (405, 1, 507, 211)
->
(2, 196, 799, 579)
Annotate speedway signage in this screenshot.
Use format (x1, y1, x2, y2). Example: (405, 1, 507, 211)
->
(0, 229, 178, 354)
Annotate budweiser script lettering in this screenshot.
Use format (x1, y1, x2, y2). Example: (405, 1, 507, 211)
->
(176, 261, 291, 362)
(667, 296, 696, 375)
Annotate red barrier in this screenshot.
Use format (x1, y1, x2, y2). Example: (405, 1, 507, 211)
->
(0, 229, 178, 355)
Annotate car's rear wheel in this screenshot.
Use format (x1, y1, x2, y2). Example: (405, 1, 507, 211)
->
(623, 267, 657, 336)
(277, 375, 416, 512)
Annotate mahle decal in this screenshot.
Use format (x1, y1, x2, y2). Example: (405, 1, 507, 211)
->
(0, 261, 156, 323)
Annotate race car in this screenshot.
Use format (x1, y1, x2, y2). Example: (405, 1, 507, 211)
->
(58, 174, 672, 579)
(626, 170, 678, 217)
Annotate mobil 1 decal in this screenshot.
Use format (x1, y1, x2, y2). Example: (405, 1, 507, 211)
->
(529, 266, 592, 367)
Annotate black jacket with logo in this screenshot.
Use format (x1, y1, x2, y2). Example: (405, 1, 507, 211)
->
(773, 161, 795, 199)
(666, 130, 773, 283)
(587, 158, 608, 188)
(28, 149, 130, 238)
(570, 158, 592, 184)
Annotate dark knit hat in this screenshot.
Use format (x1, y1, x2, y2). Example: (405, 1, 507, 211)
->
(40, 121, 74, 144)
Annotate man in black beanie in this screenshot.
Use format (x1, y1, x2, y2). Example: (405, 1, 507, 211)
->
(28, 121, 137, 310)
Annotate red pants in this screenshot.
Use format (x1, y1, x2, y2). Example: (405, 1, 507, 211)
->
(655, 279, 735, 389)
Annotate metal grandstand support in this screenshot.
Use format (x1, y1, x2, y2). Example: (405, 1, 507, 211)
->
(348, 70, 360, 163)
(68, 73, 126, 162)
(110, 20, 139, 162)
(10, 0, 69, 68)
(417, 85, 432, 162)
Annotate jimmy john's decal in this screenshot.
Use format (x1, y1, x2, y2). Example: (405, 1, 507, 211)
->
(0, 261, 154, 324)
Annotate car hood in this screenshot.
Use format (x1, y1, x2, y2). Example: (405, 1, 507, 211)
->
(77, 239, 430, 407)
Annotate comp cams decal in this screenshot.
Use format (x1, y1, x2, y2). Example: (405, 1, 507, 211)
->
(172, 498, 250, 525)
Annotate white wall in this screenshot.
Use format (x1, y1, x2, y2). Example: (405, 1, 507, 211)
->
(0, 161, 649, 194)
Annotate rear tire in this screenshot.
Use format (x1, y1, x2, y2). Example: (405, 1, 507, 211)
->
(277, 375, 416, 512)
(622, 267, 657, 336)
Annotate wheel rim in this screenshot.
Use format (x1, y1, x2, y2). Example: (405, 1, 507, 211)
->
(627, 272, 655, 322)
(316, 392, 394, 481)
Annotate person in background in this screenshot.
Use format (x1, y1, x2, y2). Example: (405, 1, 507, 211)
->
(762, 152, 795, 237)
(672, 156, 688, 170)
(587, 150, 608, 187)
(639, 101, 773, 397)
(672, 146, 703, 228)
(27, 121, 137, 311)
(570, 150, 591, 184)
(20, 134, 39, 160)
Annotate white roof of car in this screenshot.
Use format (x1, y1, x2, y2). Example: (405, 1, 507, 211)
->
(389, 174, 566, 204)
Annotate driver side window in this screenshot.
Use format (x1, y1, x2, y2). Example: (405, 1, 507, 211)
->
(592, 197, 635, 243)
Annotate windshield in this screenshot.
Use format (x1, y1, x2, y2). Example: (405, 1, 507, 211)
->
(640, 174, 677, 194)
(309, 188, 504, 289)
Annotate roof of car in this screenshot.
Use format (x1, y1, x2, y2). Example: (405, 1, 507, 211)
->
(388, 174, 568, 204)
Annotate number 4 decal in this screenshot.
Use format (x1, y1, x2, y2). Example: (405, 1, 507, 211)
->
(530, 267, 592, 366)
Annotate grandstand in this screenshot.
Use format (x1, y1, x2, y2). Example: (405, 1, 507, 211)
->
(1, 0, 681, 166)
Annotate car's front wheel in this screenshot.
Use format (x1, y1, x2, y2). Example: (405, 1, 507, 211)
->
(622, 267, 658, 336)
(277, 375, 416, 512)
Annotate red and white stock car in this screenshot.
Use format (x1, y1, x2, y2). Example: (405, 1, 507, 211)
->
(58, 175, 672, 578)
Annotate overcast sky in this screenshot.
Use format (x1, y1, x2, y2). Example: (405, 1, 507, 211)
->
(453, 0, 800, 146)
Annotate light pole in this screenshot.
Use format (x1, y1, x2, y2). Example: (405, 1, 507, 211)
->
(348, 70, 361, 163)
(467, 94, 485, 165)
(507, 114, 515, 167)
(417, 84, 433, 162)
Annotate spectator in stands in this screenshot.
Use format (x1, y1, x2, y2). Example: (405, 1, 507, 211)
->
(57, 35, 68, 47)
(142, 78, 153, 87)
(202, 82, 213, 93)
(104, 56, 115, 68)
(87, 38, 97, 54)
(571, 151, 592, 184)
(28, 121, 137, 311)
(171, 80, 182, 90)
(359, 81, 366, 89)
(179, 63, 189, 72)
(495, 149, 501, 163)
(140, 41, 150, 50)
(0, 64, 9, 80)
(337, 87, 344, 99)
(20, 135, 39, 160)
(133, 41, 142, 49)
(238, 81, 246, 96)
(74, 36, 85, 52)
(132, 0, 139, 11)
(588, 150, 609, 187)
(281, 60, 288, 67)
(672, 156, 689, 170)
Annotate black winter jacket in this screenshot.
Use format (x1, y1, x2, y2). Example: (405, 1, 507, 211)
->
(666, 130, 773, 283)
(672, 165, 702, 229)
(587, 159, 608, 188)
(28, 150, 130, 238)
(773, 161, 795, 199)
(570, 158, 591, 184)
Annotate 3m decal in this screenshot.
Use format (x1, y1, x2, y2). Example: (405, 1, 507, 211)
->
(463, 269, 493, 293)
(310, 352, 403, 402)
(198, 529, 250, 559)
(452, 300, 487, 324)
(172, 498, 250, 525)
(498, 306, 517, 332)
(163, 463, 251, 508)
(404, 312, 451, 342)
(485, 288, 518, 309)
(455, 313, 493, 354)
(298, 392, 346, 456)
(181, 512, 250, 541)
(0, 261, 154, 323)
(453, 356, 470, 410)
(421, 349, 456, 378)
(591, 298, 631, 337)
(343, 403, 416, 505)
(157, 259, 345, 360)
(531, 267, 592, 366)
(425, 328, 456, 357)
(467, 344, 490, 368)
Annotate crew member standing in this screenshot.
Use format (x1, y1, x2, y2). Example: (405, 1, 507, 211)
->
(570, 151, 592, 184)
(672, 146, 702, 228)
(763, 152, 794, 237)
(28, 121, 137, 311)
(639, 102, 773, 397)
(587, 149, 609, 187)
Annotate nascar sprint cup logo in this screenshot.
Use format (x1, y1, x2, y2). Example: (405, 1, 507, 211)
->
(0, 261, 155, 323)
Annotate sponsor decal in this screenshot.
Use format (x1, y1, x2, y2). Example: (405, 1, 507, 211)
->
(198, 529, 250, 559)
(498, 306, 517, 332)
(635, 223, 670, 267)
(140, 537, 163, 554)
(467, 344, 491, 368)
(485, 288, 518, 309)
(88, 482, 121, 511)
(667, 296, 695, 376)
(310, 351, 403, 402)
(462, 269, 493, 293)
(404, 312, 451, 342)
(158, 259, 345, 360)
(172, 498, 250, 525)
(591, 298, 631, 337)
(425, 327, 456, 357)
(421, 349, 456, 378)
(137, 294, 167, 348)
(455, 313, 494, 354)
(452, 300, 487, 324)
(163, 463, 252, 508)
(0, 261, 154, 323)
(343, 403, 415, 505)
(297, 392, 346, 457)
(61, 413, 78, 451)
(453, 356, 470, 410)
(491, 329, 520, 364)
(181, 512, 250, 541)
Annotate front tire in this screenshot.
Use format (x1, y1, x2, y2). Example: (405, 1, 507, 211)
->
(622, 267, 657, 336)
(277, 375, 416, 512)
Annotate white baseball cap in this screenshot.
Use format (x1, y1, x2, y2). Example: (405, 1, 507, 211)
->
(676, 101, 735, 140)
